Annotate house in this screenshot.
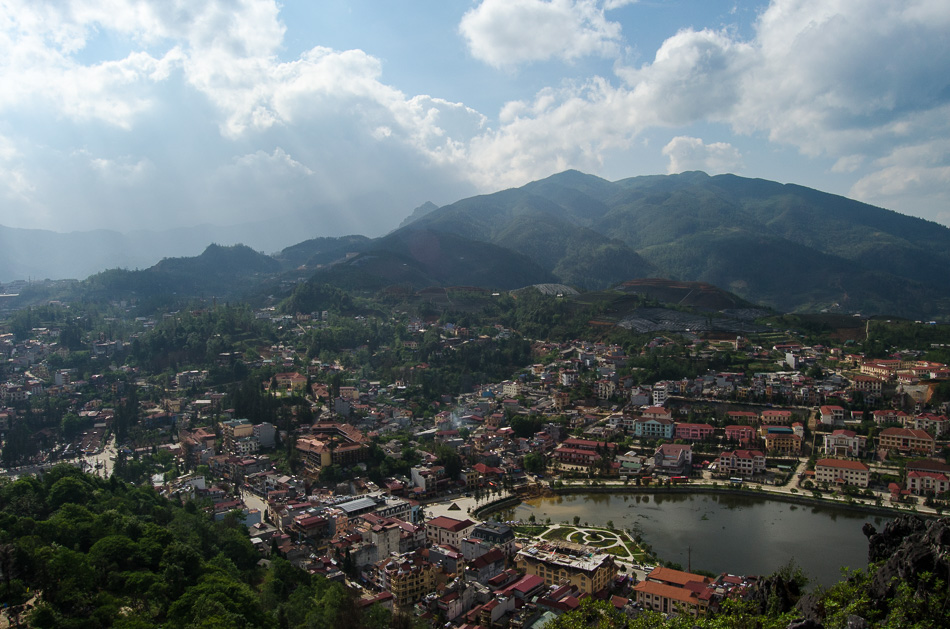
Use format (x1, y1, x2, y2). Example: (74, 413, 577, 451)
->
(552, 438, 614, 467)
(633, 567, 714, 618)
(814, 459, 870, 488)
(641, 406, 674, 421)
(878, 427, 935, 456)
(674, 423, 715, 442)
(633, 417, 675, 440)
(426, 516, 476, 548)
(851, 375, 883, 399)
(910, 413, 950, 438)
(822, 430, 866, 457)
(716, 450, 766, 477)
(819, 405, 847, 427)
(906, 471, 950, 496)
(654, 444, 692, 475)
(871, 409, 908, 425)
(727, 410, 759, 424)
(762, 427, 802, 454)
(724, 425, 757, 446)
(761, 409, 793, 425)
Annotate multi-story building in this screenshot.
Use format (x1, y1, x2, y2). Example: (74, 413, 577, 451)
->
(822, 430, 866, 457)
(633, 567, 714, 618)
(552, 438, 614, 466)
(763, 427, 802, 454)
(220, 418, 254, 453)
(716, 450, 766, 477)
(377, 555, 437, 609)
(910, 413, 950, 438)
(425, 516, 476, 548)
(653, 444, 692, 475)
(851, 375, 883, 399)
(878, 427, 935, 456)
(724, 425, 757, 446)
(674, 423, 715, 441)
(469, 521, 516, 557)
(815, 459, 870, 487)
(633, 417, 675, 440)
(515, 541, 617, 594)
(761, 409, 793, 425)
(906, 471, 950, 496)
(819, 405, 847, 427)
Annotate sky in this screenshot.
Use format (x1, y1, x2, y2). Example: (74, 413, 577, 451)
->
(1, 0, 949, 241)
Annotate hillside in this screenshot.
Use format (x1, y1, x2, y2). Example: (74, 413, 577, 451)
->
(81, 244, 282, 301)
(403, 170, 950, 317)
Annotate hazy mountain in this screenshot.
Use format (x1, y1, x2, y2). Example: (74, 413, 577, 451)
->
(275, 235, 374, 270)
(7, 170, 950, 317)
(81, 244, 282, 300)
(309, 229, 556, 291)
(401, 170, 950, 316)
(396, 201, 440, 229)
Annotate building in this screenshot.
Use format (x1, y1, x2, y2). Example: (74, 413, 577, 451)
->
(469, 521, 516, 557)
(763, 427, 802, 454)
(653, 443, 692, 475)
(426, 516, 476, 548)
(878, 427, 935, 456)
(552, 438, 615, 467)
(819, 406, 847, 427)
(906, 471, 950, 496)
(632, 417, 675, 439)
(814, 459, 870, 488)
(851, 375, 884, 399)
(515, 541, 617, 594)
(910, 413, 950, 438)
(220, 418, 254, 453)
(674, 423, 715, 442)
(822, 430, 867, 458)
(761, 409, 793, 425)
(724, 425, 757, 446)
(716, 450, 766, 477)
(377, 555, 437, 609)
(633, 566, 714, 618)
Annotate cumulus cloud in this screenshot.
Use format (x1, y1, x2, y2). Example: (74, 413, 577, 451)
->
(459, 0, 623, 69)
(849, 137, 950, 213)
(662, 137, 743, 175)
(464, 0, 950, 220)
(3, 0, 950, 235)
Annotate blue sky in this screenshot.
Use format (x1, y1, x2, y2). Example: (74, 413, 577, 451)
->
(1, 0, 949, 242)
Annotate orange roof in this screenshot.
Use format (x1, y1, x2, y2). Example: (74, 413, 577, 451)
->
(634, 580, 701, 605)
(816, 458, 869, 471)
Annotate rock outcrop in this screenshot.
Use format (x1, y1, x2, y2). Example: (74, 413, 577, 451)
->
(863, 515, 950, 601)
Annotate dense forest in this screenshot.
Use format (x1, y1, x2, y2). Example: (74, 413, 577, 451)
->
(0, 466, 412, 628)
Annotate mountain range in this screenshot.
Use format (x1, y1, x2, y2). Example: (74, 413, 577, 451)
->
(6, 170, 950, 318)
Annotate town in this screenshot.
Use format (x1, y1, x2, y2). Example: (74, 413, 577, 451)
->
(1, 289, 949, 626)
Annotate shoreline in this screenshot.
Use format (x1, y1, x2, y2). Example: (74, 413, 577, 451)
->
(472, 483, 934, 521)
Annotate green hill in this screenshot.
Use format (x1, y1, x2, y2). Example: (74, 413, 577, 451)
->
(402, 170, 950, 317)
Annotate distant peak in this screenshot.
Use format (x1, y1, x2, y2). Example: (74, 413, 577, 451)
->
(397, 201, 440, 229)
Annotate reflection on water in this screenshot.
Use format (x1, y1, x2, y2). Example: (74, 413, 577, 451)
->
(500, 492, 891, 587)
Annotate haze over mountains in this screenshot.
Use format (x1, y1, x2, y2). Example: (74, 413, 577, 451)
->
(6, 170, 950, 318)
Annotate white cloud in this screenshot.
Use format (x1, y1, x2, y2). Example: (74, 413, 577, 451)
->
(603, 0, 638, 9)
(849, 137, 950, 213)
(462, 0, 950, 221)
(459, 0, 623, 69)
(662, 137, 743, 175)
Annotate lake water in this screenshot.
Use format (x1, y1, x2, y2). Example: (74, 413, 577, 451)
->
(504, 492, 893, 587)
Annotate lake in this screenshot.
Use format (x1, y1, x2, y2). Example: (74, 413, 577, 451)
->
(503, 491, 893, 587)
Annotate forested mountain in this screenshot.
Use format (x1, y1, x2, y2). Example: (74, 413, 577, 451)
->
(403, 170, 950, 316)
(8, 171, 950, 318)
(80, 244, 282, 301)
(0, 466, 406, 628)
